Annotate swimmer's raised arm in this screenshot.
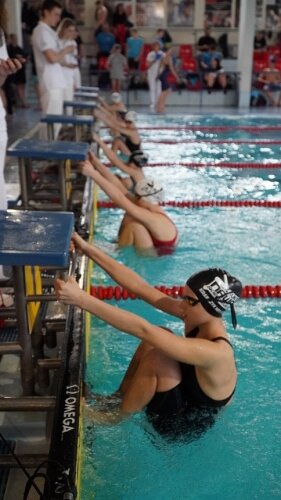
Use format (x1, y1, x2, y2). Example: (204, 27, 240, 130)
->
(93, 133, 134, 175)
(55, 276, 221, 368)
(71, 232, 181, 317)
(87, 150, 128, 193)
(94, 108, 135, 138)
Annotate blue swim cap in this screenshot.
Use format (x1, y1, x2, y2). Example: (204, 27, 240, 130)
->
(186, 268, 242, 328)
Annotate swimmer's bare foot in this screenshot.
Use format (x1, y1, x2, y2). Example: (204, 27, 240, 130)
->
(83, 382, 122, 408)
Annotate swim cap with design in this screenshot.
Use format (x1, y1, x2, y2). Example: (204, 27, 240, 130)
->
(111, 92, 122, 103)
(124, 111, 137, 123)
(134, 178, 164, 203)
(186, 268, 242, 328)
(129, 150, 149, 168)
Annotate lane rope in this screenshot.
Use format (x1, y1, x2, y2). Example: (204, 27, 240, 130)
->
(138, 139, 281, 145)
(102, 125, 281, 132)
(90, 285, 281, 300)
(97, 200, 281, 209)
(105, 161, 281, 169)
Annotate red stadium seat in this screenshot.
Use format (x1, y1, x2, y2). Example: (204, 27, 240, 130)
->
(253, 50, 269, 62)
(98, 56, 108, 70)
(181, 58, 197, 72)
(139, 44, 152, 71)
(253, 60, 268, 73)
(178, 44, 193, 60)
(267, 46, 281, 58)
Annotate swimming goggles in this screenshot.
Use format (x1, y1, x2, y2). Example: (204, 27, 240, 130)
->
(182, 295, 200, 307)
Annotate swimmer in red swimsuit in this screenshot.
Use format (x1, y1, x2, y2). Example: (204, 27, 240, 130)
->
(81, 152, 178, 254)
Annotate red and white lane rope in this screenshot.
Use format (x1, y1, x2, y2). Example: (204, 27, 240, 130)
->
(97, 200, 281, 209)
(139, 139, 281, 145)
(91, 285, 281, 300)
(105, 161, 281, 169)
(129, 125, 281, 133)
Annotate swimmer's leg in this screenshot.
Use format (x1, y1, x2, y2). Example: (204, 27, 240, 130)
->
(121, 347, 182, 413)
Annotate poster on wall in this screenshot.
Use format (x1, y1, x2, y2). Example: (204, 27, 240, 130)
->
(205, 0, 232, 27)
(136, 0, 165, 27)
(265, 2, 281, 30)
(235, 0, 264, 28)
(167, 0, 195, 26)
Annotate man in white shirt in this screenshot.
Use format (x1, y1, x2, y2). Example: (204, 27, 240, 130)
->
(146, 39, 164, 110)
(32, 0, 74, 134)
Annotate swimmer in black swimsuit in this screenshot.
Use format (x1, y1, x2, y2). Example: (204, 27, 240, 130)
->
(55, 253, 242, 436)
(94, 107, 141, 156)
(93, 132, 148, 191)
(156, 48, 180, 113)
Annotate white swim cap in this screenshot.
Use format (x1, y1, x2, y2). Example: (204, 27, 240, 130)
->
(134, 178, 164, 203)
(111, 92, 122, 103)
(124, 110, 137, 123)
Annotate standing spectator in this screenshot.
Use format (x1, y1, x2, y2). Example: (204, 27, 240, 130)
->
(94, 0, 109, 35)
(95, 22, 116, 62)
(0, 0, 23, 280)
(32, 0, 75, 132)
(7, 34, 28, 108)
(112, 3, 132, 50)
(156, 47, 180, 113)
(254, 30, 267, 51)
(197, 25, 217, 53)
(146, 39, 164, 110)
(107, 43, 128, 92)
(112, 3, 132, 28)
(57, 18, 79, 107)
(61, 0, 75, 20)
(126, 28, 144, 71)
(155, 28, 173, 50)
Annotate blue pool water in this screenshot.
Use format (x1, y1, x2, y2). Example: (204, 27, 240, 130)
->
(81, 114, 281, 499)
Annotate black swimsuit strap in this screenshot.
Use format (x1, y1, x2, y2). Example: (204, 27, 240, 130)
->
(212, 336, 233, 349)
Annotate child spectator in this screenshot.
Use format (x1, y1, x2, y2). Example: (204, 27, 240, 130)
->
(57, 18, 80, 106)
(126, 28, 144, 70)
(95, 22, 116, 62)
(146, 39, 164, 110)
(107, 43, 128, 92)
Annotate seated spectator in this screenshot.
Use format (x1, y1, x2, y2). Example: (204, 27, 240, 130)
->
(155, 28, 173, 50)
(257, 55, 281, 106)
(204, 57, 227, 93)
(126, 28, 144, 70)
(197, 25, 217, 53)
(95, 22, 116, 61)
(254, 30, 267, 51)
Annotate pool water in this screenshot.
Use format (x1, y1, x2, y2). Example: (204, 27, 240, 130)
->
(81, 114, 281, 500)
